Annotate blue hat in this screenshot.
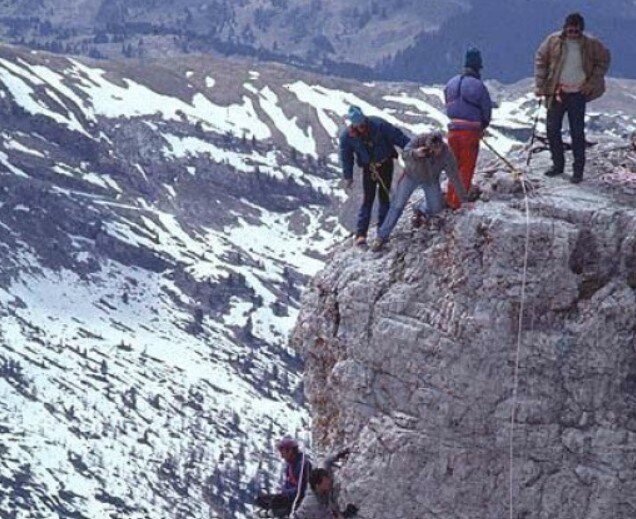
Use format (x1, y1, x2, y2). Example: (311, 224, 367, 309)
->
(464, 46, 483, 71)
(346, 105, 365, 126)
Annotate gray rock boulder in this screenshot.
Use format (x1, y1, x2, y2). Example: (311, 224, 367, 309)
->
(292, 149, 636, 518)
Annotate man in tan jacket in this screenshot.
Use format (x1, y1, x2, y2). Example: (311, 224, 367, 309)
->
(535, 12, 611, 183)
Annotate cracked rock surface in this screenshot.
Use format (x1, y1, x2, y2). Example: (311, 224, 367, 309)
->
(292, 148, 636, 518)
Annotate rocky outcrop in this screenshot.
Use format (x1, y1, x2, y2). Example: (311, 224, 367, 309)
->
(293, 148, 636, 518)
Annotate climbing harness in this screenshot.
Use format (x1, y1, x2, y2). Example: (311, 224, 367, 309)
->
(482, 135, 531, 519)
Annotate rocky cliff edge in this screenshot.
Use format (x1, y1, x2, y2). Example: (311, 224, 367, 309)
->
(292, 145, 636, 518)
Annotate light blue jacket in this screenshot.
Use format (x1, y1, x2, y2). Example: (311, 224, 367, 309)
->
(444, 71, 493, 130)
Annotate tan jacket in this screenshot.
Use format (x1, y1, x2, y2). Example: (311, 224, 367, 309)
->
(535, 31, 611, 106)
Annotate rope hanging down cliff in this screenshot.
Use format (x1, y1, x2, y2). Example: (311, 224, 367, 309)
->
(481, 136, 531, 519)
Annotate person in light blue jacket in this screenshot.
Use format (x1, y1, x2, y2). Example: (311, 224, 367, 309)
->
(444, 47, 493, 131)
(443, 46, 493, 210)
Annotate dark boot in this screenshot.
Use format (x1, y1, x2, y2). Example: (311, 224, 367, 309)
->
(370, 237, 386, 252)
(411, 209, 425, 228)
(570, 174, 583, 184)
(354, 235, 367, 247)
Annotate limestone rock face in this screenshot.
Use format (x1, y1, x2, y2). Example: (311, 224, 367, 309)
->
(292, 156, 636, 518)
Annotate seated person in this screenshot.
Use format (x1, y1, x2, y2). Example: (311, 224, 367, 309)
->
(256, 437, 312, 517)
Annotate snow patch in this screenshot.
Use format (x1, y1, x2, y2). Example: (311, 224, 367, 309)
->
(250, 84, 317, 157)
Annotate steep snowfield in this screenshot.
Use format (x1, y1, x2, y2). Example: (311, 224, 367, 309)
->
(1, 258, 307, 517)
(0, 46, 634, 518)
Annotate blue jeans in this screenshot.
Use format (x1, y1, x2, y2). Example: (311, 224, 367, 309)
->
(377, 174, 444, 241)
(356, 160, 393, 237)
(547, 92, 586, 177)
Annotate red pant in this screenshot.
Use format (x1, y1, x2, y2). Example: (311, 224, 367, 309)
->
(446, 129, 481, 209)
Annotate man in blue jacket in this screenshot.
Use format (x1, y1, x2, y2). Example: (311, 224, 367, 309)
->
(256, 437, 312, 517)
(443, 46, 492, 210)
(339, 106, 410, 246)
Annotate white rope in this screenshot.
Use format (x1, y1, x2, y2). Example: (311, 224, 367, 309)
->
(481, 136, 532, 519)
(509, 172, 531, 519)
(290, 451, 307, 515)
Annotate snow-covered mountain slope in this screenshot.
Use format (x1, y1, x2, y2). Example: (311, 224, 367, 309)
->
(0, 44, 634, 518)
(0, 0, 635, 82)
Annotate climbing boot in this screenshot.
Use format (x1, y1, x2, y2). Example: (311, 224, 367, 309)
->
(370, 237, 386, 252)
(354, 235, 367, 247)
(411, 209, 425, 228)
